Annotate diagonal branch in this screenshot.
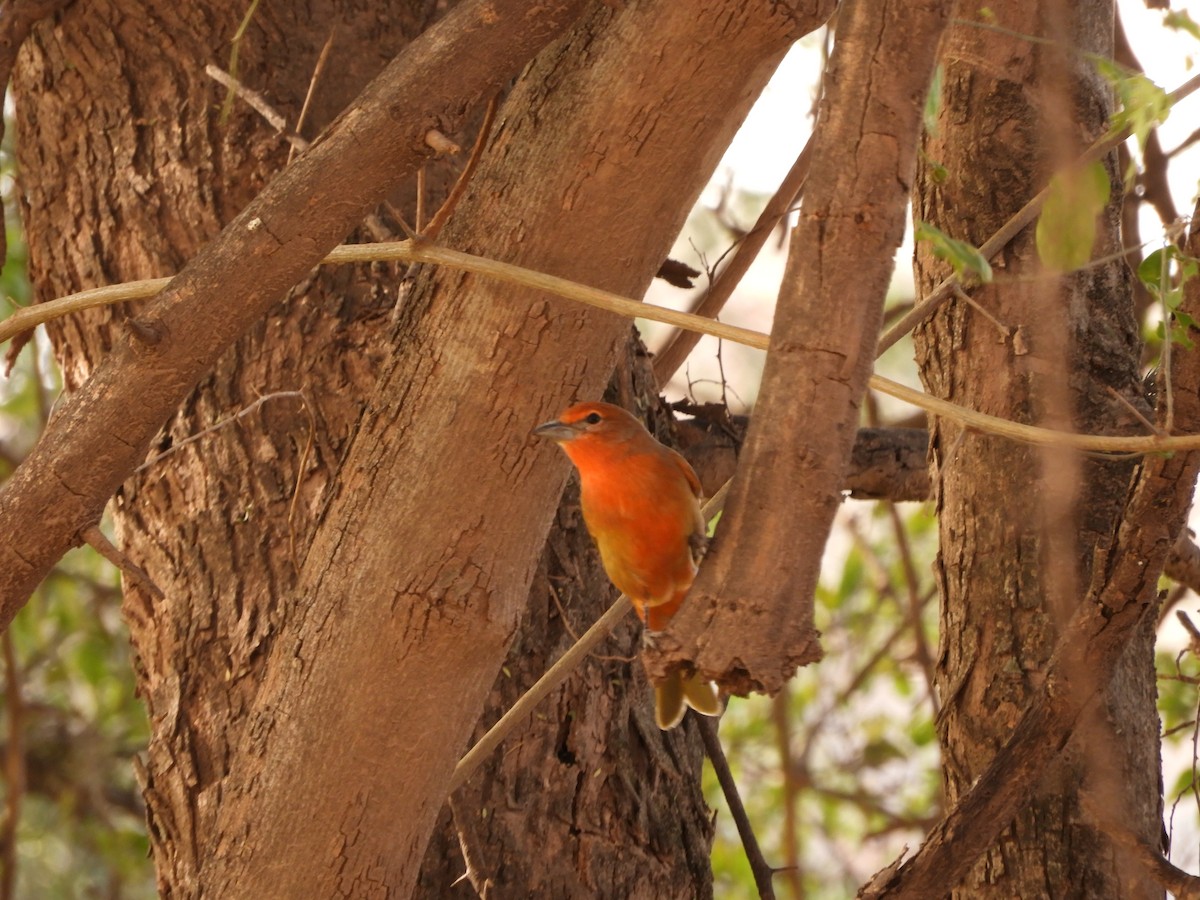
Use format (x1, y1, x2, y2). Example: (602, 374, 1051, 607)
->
(0, 0, 592, 631)
(652, 134, 814, 382)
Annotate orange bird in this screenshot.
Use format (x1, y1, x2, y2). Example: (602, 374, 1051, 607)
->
(535, 400, 720, 729)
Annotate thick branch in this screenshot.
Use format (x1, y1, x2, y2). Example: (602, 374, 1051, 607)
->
(646, 0, 953, 695)
(0, 0, 591, 629)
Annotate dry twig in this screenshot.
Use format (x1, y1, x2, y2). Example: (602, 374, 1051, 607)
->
(699, 717, 778, 899)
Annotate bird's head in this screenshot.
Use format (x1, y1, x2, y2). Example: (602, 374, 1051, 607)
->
(533, 401, 646, 449)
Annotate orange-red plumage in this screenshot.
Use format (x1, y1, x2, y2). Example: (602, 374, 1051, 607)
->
(535, 400, 720, 729)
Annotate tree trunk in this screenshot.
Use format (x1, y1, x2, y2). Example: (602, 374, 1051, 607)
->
(415, 337, 715, 898)
(912, 1, 1162, 895)
(13, 0, 824, 894)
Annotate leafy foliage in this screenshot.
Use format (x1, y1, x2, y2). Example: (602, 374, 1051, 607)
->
(1141, 246, 1200, 349)
(1, 201, 154, 897)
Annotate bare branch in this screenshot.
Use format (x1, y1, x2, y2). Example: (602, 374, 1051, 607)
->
(699, 718, 777, 899)
(653, 133, 814, 382)
(204, 63, 308, 151)
(81, 525, 164, 603)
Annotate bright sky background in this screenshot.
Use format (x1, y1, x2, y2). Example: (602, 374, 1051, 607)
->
(645, 3, 1200, 413)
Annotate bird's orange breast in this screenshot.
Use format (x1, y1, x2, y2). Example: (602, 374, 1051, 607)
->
(575, 447, 699, 621)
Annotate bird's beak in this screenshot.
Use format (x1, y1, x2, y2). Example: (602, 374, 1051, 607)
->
(533, 419, 577, 442)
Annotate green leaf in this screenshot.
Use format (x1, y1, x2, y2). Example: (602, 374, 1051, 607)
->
(1138, 246, 1200, 325)
(914, 221, 993, 283)
(1093, 57, 1171, 151)
(1164, 10, 1200, 42)
(1154, 319, 1194, 350)
(1035, 162, 1111, 272)
(1139, 247, 1171, 292)
(923, 64, 943, 137)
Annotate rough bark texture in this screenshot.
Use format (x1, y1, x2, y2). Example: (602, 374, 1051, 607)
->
(862, 203, 1200, 899)
(416, 340, 715, 899)
(911, 1, 1162, 895)
(11, 0, 827, 895)
(645, 0, 951, 697)
(1, 0, 591, 626)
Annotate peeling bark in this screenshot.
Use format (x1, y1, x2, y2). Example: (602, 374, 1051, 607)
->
(646, 0, 952, 697)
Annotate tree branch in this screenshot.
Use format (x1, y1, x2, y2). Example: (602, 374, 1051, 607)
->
(699, 717, 777, 899)
(0, 0, 592, 631)
(646, 0, 954, 696)
(652, 134, 814, 382)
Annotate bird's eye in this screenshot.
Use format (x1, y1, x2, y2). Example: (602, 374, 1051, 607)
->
(584, 412, 602, 425)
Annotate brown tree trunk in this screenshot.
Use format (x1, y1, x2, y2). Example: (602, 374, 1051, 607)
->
(415, 338, 715, 898)
(13, 0, 825, 895)
(912, 1, 1162, 895)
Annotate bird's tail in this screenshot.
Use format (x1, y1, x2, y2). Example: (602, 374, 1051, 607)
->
(655, 670, 721, 730)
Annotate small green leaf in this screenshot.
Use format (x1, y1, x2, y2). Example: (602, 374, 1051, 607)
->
(1139, 246, 1200, 311)
(1139, 247, 1170, 291)
(1094, 57, 1171, 151)
(1164, 10, 1200, 42)
(1154, 319, 1194, 350)
(1035, 162, 1111, 272)
(923, 64, 944, 137)
(914, 221, 993, 283)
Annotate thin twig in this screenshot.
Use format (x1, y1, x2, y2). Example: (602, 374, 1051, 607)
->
(14, 242, 1200, 457)
(450, 595, 631, 793)
(449, 481, 731, 792)
(415, 167, 426, 233)
(951, 283, 1009, 339)
(422, 93, 499, 243)
(771, 688, 805, 898)
(424, 129, 460, 155)
(547, 581, 582, 644)
(207, 63, 309, 151)
(699, 717, 778, 899)
(654, 133, 814, 382)
(288, 27, 336, 165)
(135, 390, 308, 473)
(82, 524, 165, 602)
(884, 501, 939, 717)
(218, 0, 262, 124)
(447, 793, 493, 898)
(286, 393, 317, 572)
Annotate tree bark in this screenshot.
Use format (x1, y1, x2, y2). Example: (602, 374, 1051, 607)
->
(646, 0, 951, 697)
(1, 0, 591, 627)
(416, 338, 715, 898)
(912, 1, 1162, 895)
(12, 0, 828, 895)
